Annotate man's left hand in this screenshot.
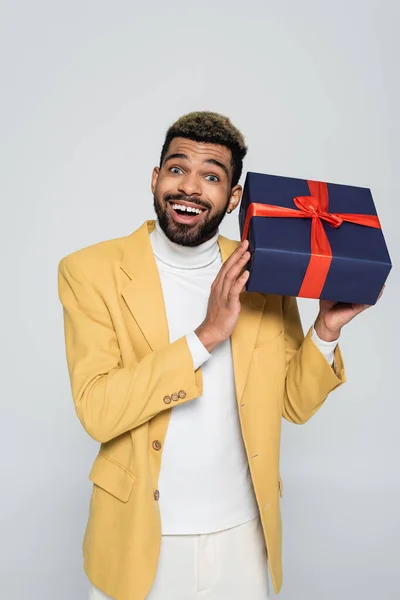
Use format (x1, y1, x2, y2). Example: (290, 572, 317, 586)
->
(314, 287, 385, 342)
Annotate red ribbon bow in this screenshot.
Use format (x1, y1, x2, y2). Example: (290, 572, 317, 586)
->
(241, 180, 381, 298)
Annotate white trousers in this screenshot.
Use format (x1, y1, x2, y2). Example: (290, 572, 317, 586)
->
(89, 516, 270, 600)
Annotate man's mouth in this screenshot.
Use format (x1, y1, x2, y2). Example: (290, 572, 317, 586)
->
(168, 200, 208, 225)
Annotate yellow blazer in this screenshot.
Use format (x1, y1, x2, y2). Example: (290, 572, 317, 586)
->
(58, 220, 345, 600)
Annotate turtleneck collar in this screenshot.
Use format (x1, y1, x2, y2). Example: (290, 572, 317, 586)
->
(150, 219, 220, 270)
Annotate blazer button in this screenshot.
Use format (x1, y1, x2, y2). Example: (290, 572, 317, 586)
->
(152, 440, 162, 451)
(178, 390, 186, 399)
(154, 490, 160, 501)
(163, 395, 171, 404)
(171, 393, 179, 402)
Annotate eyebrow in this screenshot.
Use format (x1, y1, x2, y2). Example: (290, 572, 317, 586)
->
(163, 153, 230, 178)
(163, 153, 188, 163)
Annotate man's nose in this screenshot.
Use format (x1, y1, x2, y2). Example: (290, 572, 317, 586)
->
(178, 173, 202, 197)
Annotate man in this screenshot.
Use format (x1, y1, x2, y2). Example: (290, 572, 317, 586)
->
(58, 111, 372, 600)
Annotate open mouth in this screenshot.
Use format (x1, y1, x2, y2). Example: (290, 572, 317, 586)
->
(168, 201, 208, 225)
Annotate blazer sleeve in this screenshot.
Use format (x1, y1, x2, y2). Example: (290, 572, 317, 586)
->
(58, 256, 203, 443)
(281, 295, 346, 424)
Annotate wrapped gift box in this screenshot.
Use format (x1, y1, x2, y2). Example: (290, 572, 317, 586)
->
(239, 172, 392, 305)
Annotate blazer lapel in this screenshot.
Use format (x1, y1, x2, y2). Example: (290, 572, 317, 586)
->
(120, 221, 170, 352)
(218, 235, 266, 402)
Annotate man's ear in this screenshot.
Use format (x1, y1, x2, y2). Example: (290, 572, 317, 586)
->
(151, 167, 160, 194)
(226, 185, 242, 213)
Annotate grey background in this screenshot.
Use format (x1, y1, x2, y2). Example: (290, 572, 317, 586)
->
(1, 1, 399, 599)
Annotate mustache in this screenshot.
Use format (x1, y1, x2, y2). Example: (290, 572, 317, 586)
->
(164, 193, 211, 211)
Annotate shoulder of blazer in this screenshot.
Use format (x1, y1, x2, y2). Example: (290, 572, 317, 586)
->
(58, 221, 151, 279)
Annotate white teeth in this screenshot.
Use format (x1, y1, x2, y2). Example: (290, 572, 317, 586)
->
(172, 203, 202, 215)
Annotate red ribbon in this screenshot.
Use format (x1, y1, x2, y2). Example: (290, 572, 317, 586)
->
(241, 180, 381, 298)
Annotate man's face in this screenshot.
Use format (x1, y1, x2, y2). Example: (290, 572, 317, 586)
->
(152, 137, 242, 246)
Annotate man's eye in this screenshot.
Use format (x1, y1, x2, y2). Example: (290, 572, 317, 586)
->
(206, 175, 219, 182)
(170, 167, 183, 174)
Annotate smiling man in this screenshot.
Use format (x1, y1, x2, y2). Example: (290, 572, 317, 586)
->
(58, 112, 372, 600)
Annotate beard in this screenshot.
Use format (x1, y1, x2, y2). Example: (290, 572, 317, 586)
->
(153, 192, 229, 247)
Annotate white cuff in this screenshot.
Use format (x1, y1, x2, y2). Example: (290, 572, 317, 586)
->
(186, 331, 212, 371)
(311, 326, 339, 367)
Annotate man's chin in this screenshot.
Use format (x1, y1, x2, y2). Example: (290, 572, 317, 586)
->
(163, 220, 203, 246)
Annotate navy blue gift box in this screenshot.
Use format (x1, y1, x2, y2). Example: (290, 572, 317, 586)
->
(239, 172, 392, 305)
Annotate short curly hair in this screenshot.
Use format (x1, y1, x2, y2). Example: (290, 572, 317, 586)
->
(160, 111, 248, 187)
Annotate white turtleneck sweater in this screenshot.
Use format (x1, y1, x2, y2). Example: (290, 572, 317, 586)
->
(150, 220, 337, 535)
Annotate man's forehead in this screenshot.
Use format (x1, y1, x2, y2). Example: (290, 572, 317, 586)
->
(168, 137, 232, 163)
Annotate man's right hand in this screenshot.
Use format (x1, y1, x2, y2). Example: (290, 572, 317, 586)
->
(195, 240, 251, 353)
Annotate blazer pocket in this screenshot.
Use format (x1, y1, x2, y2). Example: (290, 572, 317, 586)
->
(89, 452, 135, 503)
